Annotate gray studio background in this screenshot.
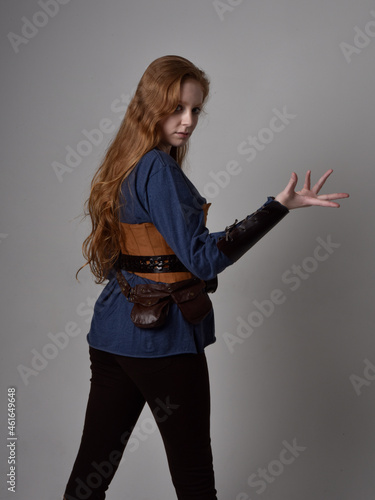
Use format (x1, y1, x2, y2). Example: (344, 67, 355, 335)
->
(1, 0, 374, 499)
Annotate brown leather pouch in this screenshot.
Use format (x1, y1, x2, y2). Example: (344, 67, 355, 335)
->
(170, 280, 212, 325)
(130, 296, 171, 329)
(116, 272, 213, 329)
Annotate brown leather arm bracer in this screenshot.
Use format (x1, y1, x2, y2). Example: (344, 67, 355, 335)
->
(217, 200, 289, 262)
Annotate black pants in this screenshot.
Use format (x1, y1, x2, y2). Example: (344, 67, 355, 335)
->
(64, 347, 217, 500)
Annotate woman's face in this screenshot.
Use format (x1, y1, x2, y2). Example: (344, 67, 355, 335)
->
(158, 79, 204, 154)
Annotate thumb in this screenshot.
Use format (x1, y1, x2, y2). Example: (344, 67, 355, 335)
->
(284, 172, 298, 194)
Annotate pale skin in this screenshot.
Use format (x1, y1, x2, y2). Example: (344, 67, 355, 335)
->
(274, 169, 349, 210)
(158, 79, 350, 209)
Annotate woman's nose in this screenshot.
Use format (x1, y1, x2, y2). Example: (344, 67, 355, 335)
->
(181, 110, 193, 127)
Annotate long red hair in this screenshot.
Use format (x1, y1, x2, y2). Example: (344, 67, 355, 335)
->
(78, 55, 210, 283)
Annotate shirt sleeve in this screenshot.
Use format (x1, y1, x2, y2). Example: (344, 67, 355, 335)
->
(139, 155, 234, 281)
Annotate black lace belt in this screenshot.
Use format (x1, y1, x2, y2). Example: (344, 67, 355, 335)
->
(116, 253, 218, 293)
(117, 253, 190, 274)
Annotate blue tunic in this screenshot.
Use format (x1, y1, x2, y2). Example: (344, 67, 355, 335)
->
(87, 148, 265, 357)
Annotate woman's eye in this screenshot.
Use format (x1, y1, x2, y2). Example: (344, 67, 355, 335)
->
(174, 105, 201, 115)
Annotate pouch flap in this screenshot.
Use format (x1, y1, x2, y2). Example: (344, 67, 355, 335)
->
(132, 286, 170, 306)
(171, 281, 206, 304)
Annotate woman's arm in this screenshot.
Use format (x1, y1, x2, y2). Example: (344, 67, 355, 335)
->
(216, 170, 349, 262)
(141, 152, 349, 275)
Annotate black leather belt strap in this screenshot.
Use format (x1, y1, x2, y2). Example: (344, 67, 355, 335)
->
(116, 254, 218, 294)
(117, 253, 190, 274)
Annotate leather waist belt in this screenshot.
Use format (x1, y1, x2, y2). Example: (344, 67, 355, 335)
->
(117, 253, 189, 274)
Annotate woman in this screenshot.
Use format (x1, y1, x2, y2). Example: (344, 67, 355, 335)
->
(63, 55, 348, 500)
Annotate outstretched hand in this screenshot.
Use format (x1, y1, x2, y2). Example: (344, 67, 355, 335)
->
(275, 169, 349, 210)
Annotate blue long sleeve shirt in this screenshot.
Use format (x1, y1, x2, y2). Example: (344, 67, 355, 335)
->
(87, 149, 280, 358)
(87, 148, 267, 357)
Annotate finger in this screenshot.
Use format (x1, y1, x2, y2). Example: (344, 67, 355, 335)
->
(318, 192, 350, 201)
(312, 169, 333, 194)
(284, 172, 298, 193)
(316, 201, 341, 207)
(303, 170, 311, 191)
(303, 197, 341, 208)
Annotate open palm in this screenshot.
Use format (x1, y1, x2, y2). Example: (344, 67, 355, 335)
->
(275, 169, 349, 210)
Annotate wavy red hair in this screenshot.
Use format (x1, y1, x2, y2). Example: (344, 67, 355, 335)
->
(77, 55, 210, 283)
